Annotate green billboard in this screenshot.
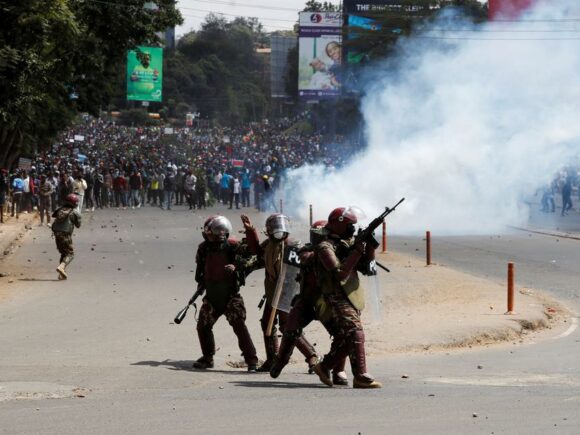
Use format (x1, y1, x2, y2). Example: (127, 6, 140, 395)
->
(127, 46, 163, 102)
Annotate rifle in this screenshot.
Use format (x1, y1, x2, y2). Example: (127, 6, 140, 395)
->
(173, 285, 205, 324)
(355, 198, 405, 248)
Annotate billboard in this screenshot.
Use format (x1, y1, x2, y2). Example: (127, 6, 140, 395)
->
(298, 12, 342, 99)
(344, 1, 428, 64)
(127, 46, 163, 102)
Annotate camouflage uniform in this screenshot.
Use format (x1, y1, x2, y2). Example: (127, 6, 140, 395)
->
(270, 246, 347, 383)
(194, 238, 258, 369)
(313, 236, 381, 388)
(245, 227, 318, 371)
(54, 232, 74, 264)
(51, 205, 81, 278)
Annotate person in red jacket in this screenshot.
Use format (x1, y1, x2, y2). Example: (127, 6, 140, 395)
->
(113, 171, 127, 209)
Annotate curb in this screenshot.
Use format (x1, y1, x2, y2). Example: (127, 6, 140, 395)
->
(509, 225, 580, 241)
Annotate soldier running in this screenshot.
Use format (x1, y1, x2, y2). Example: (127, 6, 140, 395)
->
(242, 213, 318, 373)
(312, 207, 382, 388)
(51, 193, 82, 280)
(193, 215, 259, 372)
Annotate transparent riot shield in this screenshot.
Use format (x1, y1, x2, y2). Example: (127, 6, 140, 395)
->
(276, 265, 300, 313)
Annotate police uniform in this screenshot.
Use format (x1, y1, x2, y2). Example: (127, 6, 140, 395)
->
(193, 237, 258, 370)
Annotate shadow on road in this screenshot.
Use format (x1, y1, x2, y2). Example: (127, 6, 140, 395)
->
(131, 359, 192, 371)
(18, 278, 60, 282)
(229, 380, 326, 389)
(131, 359, 261, 375)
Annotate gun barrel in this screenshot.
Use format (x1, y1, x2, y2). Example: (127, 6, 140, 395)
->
(174, 306, 189, 324)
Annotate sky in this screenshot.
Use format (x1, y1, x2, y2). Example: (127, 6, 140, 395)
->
(174, 0, 487, 36)
(175, 0, 341, 36)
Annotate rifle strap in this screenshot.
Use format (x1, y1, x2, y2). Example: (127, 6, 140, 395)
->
(258, 294, 266, 310)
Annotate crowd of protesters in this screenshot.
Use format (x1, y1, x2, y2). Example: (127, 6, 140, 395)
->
(2, 114, 578, 224)
(0, 114, 359, 223)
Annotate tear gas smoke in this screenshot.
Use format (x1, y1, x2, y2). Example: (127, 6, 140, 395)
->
(285, 0, 580, 234)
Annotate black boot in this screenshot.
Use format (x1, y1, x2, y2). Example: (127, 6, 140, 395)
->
(194, 327, 215, 369)
(269, 330, 297, 378)
(258, 332, 278, 372)
(231, 319, 259, 372)
(192, 356, 214, 369)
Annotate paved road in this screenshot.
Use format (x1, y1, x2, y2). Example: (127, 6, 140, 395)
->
(1, 204, 579, 434)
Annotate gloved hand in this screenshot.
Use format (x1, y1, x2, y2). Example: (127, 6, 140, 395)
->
(241, 214, 253, 231)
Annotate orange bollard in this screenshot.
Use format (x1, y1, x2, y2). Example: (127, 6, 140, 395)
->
(426, 231, 431, 266)
(279, 198, 283, 214)
(382, 221, 387, 253)
(309, 204, 313, 226)
(506, 262, 515, 314)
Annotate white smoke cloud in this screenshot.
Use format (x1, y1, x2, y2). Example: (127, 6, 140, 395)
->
(285, 0, 580, 234)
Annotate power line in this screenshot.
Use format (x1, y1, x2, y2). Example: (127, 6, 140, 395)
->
(180, 6, 297, 23)
(185, 0, 301, 13)
(83, 0, 298, 24)
(179, 12, 295, 30)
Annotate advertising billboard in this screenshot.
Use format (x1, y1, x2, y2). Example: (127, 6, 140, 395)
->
(344, 1, 428, 64)
(298, 12, 342, 99)
(127, 46, 163, 102)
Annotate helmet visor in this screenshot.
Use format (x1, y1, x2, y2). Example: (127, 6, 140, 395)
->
(341, 206, 366, 224)
(267, 215, 291, 235)
(209, 216, 233, 237)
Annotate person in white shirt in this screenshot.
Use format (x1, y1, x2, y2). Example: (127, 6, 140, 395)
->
(184, 170, 197, 210)
(71, 172, 87, 213)
(232, 176, 241, 209)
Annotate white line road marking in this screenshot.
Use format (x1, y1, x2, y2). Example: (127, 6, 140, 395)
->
(552, 317, 579, 340)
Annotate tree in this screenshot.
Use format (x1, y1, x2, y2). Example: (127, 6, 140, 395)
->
(0, 0, 182, 169)
(302, 1, 340, 12)
(164, 13, 271, 125)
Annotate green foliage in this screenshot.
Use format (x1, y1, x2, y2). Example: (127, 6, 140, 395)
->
(302, 1, 340, 12)
(0, 0, 182, 168)
(164, 14, 270, 125)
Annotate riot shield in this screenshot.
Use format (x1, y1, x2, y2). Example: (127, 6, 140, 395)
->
(265, 259, 287, 336)
(283, 244, 302, 267)
(365, 272, 382, 323)
(276, 265, 300, 313)
(276, 242, 303, 313)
